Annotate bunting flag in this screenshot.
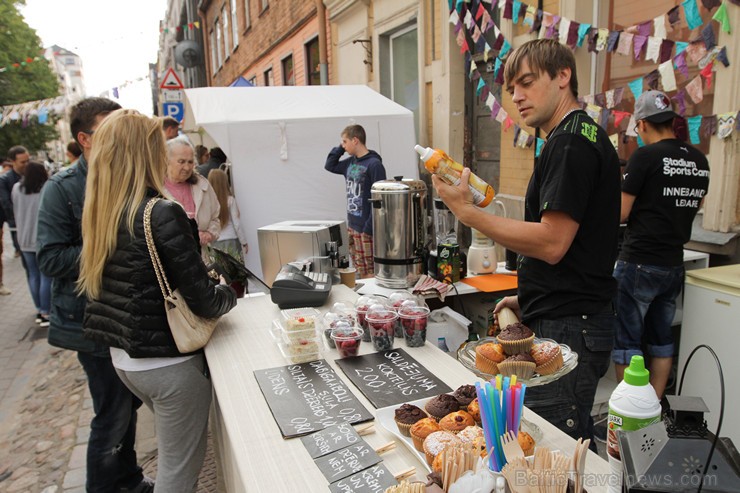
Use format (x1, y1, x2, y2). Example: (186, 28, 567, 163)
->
(712, 2, 731, 33)
(0, 55, 46, 73)
(159, 21, 201, 34)
(682, 0, 703, 30)
(0, 96, 67, 128)
(687, 115, 703, 144)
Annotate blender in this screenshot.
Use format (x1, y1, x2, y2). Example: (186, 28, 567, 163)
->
(429, 198, 458, 279)
(467, 200, 505, 275)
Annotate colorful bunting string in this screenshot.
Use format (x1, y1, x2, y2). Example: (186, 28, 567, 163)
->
(0, 55, 46, 73)
(159, 21, 201, 34)
(0, 96, 67, 128)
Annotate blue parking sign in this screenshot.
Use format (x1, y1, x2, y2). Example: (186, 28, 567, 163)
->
(162, 102, 184, 122)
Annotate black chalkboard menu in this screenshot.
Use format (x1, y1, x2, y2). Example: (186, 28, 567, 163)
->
(335, 348, 453, 409)
(314, 442, 382, 482)
(329, 464, 397, 493)
(254, 359, 374, 438)
(301, 423, 362, 459)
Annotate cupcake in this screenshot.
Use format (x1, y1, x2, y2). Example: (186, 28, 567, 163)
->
(518, 430, 536, 456)
(451, 384, 477, 411)
(425, 394, 460, 421)
(423, 431, 460, 465)
(497, 322, 535, 354)
(466, 398, 481, 424)
(498, 353, 536, 379)
(394, 403, 428, 437)
(456, 425, 484, 445)
(439, 411, 476, 434)
(530, 341, 564, 375)
(410, 418, 441, 451)
(475, 342, 506, 375)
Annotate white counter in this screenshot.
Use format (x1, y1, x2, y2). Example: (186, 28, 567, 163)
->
(205, 285, 610, 492)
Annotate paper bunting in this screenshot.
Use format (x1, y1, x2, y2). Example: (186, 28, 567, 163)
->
(685, 75, 704, 103)
(701, 115, 717, 137)
(559, 18, 571, 45)
(0, 55, 45, 73)
(659, 39, 675, 63)
(159, 21, 200, 34)
(646, 36, 662, 62)
(654, 15, 667, 39)
(687, 115, 703, 144)
(633, 35, 648, 59)
(535, 138, 545, 157)
(701, 0, 722, 9)
(0, 96, 66, 128)
(682, 0, 703, 30)
(628, 78, 644, 100)
(700, 61, 714, 88)
(659, 60, 677, 91)
(712, 2, 731, 33)
(577, 23, 591, 47)
(701, 23, 717, 50)
(717, 112, 736, 138)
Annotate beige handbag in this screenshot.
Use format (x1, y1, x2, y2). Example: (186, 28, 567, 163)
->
(143, 198, 219, 353)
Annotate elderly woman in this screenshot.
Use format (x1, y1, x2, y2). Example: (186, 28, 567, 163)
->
(165, 138, 220, 248)
(79, 110, 236, 492)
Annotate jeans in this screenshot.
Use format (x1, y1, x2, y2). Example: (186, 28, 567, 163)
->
(77, 352, 143, 492)
(524, 310, 616, 452)
(21, 251, 51, 314)
(612, 261, 685, 365)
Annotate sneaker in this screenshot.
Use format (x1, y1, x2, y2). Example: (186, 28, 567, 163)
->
(0, 285, 10, 296)
(35, 313, 43, 323)
(39, 315, 50, 328)
(119, 477, 155, 493)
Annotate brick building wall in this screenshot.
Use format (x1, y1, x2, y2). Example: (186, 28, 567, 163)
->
(200, 0, 330, 87)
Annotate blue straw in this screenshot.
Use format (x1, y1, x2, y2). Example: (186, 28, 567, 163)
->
(476, 382, 499, 472)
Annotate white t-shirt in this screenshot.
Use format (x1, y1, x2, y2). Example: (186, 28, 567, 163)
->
(110, 347, 194, 372)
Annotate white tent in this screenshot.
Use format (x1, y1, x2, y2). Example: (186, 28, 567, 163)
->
(184, 85, 419, 281)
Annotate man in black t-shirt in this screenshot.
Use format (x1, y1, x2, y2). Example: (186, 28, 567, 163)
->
(433, 39, 620, 450)
(614, 90, 709, 399)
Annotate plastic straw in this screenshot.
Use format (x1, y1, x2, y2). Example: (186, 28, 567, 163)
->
(476, 382, 499, 472)
(510, 375, 517, 386)
(490, 387, 505, 467)
(502, 383, 509, 433)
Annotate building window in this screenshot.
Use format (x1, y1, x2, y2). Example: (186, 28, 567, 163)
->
(65, 57, 75, 65)
(248, 75, 257, 86)
(281, 55, 294, 86)
(305, 37, 320, 85)
(244, 0, 251, 29)
(216, 17, 223, 67)
(210, 29, 217, 72)
(261, 0, 268, 12)
(264, 68, 273, 86)
(230, 0, 239, 47)
(222, 7, 231, 54)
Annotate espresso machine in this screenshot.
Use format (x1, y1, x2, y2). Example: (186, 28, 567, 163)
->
(370, 177, 428, 288)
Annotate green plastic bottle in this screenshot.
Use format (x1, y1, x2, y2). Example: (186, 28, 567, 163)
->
(606, 355, 662, 493)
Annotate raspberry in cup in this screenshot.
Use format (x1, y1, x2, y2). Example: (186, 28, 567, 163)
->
(322, 304, 358, 349)
(365, 304, 398, 352)
(330, 323, 364, 358)
(398, 305, 430, 348)
(355, 295, 382, 342)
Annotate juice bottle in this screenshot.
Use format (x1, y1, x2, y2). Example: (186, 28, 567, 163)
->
(415, 145, 495, 207)
(606, 355, 662, 493)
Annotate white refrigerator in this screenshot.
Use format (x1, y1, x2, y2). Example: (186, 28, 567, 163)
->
(677, 264, 740, 446)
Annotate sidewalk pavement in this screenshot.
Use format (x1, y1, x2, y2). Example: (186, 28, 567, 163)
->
(0, 228, 156, 493)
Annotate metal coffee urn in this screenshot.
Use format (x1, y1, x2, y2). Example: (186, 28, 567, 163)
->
(370, 177, 428, 288)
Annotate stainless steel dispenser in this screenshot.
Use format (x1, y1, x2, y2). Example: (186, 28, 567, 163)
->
(370, 177, 428, 288)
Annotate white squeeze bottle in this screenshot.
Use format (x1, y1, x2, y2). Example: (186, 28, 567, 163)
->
(415, 145, 495, 207)
(606, 355, 662, 493)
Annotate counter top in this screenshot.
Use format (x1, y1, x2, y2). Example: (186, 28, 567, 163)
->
(205, 286, 610, 492)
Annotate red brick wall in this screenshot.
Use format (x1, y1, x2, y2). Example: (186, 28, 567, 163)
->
(201, 0, 329, 87)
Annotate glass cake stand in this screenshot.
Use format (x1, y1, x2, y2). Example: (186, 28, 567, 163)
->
(456, 337, 578, 387)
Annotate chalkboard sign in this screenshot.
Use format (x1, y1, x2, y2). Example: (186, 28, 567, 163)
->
(314, 442, 382, 482)
(254, 359, 374, 438)
(329, 464, 397, 493)
(301, 423, 362, 459)
(336, 348, 453, 409)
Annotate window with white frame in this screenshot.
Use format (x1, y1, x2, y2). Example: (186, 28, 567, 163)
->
(210, 29, 217, 72)
(222, 6, 231, 54)
(244, 0, 251, 29)
(230, 0, 239, 47)
(281, 55, 294, 86)
(216, 17, 223, 67)
(261, 0, 268, 12)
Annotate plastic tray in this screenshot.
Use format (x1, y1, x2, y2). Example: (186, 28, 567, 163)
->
(456, 338, 578, 387)
(276, 340, 321, 364)
(280, 307, 321, 323)
(271, 319, 321, 345)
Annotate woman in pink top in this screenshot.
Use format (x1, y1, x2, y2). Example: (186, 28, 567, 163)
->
(164, 138, 220, 248)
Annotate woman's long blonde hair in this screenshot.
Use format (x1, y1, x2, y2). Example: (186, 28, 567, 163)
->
(78, 109, 168, 299)
(207, 168, 231, 228)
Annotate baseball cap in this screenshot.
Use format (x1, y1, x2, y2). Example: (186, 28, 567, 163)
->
(634, 90, 677, 123)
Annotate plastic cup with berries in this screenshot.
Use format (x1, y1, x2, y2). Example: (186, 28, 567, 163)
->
(355, 295, 383, 342)
(330, 322, 364, 358)
(322, 310, 357, 349)
(365, 304, 398, 352)
(398, 304, 430, 348)
(387, 292, 422, 337)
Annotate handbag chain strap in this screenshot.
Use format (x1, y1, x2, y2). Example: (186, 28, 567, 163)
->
(143, 197, 173, 300)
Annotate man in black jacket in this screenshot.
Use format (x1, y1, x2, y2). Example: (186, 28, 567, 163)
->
(0, 145, 29, 258)
(37, 98, 153, 493)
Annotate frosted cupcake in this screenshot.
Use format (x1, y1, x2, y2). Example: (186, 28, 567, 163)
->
(530, 340, 564, 375)
(423, 431, 461, 465)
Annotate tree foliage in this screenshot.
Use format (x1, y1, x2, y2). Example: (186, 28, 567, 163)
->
(0, 0, 61, 156)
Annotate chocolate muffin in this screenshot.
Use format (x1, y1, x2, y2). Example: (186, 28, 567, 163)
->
(394, 403, 428, 436)
(425, 393, 460, 421)
(452, 384, 477, 410)
(497, 322, 535, 354)
(498, 352, 536, 379)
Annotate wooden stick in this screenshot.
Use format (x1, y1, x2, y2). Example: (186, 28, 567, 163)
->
(394, 467, 416, 482)
(355, 423, 375, 435)
(374, 441, 396, 454)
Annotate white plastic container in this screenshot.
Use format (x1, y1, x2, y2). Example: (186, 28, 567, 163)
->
(606, 355, 662, 493)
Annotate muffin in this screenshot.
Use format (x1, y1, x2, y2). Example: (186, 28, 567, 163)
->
(451, 384, 477, 411)
(466, 398, 481, 424)
(439, 410, 476, 434)
(530, 341, 564, 375)
(423, 431, 461, 465)
(394, 403, 428, 437)
(497, 322, 535, 354)
(475, 342, 506, 375)
(456, 425, 484, 445)
(410, 418, 441, 451)
(518, 430, 536, 456)
(425, 394, 460, 421)
(498, 353, 536, 379)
